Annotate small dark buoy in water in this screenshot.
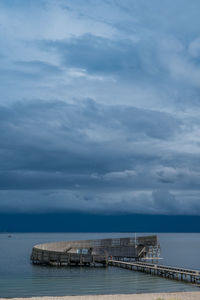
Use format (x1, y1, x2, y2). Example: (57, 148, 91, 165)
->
(8, 235, 12, 238)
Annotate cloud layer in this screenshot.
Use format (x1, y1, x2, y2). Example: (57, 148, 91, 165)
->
(1, 0, 200, 214)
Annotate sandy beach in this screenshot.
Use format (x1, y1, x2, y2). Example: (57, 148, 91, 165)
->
(6, 292, 200, 300)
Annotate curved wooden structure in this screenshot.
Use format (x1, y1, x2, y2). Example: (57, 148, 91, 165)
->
(31, 235, 158, 267)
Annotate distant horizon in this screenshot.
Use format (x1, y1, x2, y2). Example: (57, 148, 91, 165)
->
(1, 231, 200, 233)
(1, 213, 200, 233)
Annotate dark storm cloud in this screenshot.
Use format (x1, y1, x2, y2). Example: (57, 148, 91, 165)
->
(0, 99, 180, 181)
(1, 0, 200, 215)
(0, 100, 197, 196)
(1, 99, 200, 215)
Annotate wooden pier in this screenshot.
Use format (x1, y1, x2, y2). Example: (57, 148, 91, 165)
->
(31, 235, 200, 285)
(109, 260, 200, 284)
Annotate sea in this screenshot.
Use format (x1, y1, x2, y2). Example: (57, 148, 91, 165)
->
(0, 232, 200, 298)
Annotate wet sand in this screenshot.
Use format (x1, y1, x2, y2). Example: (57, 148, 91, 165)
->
(6, 291, 200, 300)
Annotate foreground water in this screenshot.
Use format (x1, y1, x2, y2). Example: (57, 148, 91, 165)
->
(0, 233, 200, 298)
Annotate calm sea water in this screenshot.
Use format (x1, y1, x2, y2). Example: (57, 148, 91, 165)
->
(0, 233, 200, 298)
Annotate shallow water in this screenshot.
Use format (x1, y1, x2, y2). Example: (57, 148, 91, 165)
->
(0, 233, 200, 297)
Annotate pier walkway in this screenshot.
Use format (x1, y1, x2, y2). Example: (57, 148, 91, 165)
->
(109, 259, 200, 284)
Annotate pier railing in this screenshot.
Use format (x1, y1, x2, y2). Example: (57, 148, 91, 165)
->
(109, 259, 200, 284)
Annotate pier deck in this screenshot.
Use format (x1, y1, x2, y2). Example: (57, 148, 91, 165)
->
(109, 260, 200, 284)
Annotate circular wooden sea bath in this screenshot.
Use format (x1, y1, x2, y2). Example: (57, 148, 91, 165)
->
(31, 235, 158, 267)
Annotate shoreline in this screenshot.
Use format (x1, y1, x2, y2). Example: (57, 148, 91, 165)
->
(5, 292, 200, 300)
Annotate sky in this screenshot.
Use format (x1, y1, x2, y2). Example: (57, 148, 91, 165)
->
(1, 0, 200, 226)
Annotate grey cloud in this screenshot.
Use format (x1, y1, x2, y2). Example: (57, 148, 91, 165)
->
(59, 0, 200, 38)
(1, 0, 200, 215)
(1, 99, 200, 199)
(40, 32, 200, 109)
(2, 0, 200, 110)
(0, 190, 155, 214)
(15, 60, 62, 76)
(0, 60, 62, 82)
(0, 99, 180, 175)
(0, 100, 181, 165)
(0, 97, 199, 213)
(152, 189, 178, 214)
(43, 34, 162, 80)
(0, 188, 200, 215)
